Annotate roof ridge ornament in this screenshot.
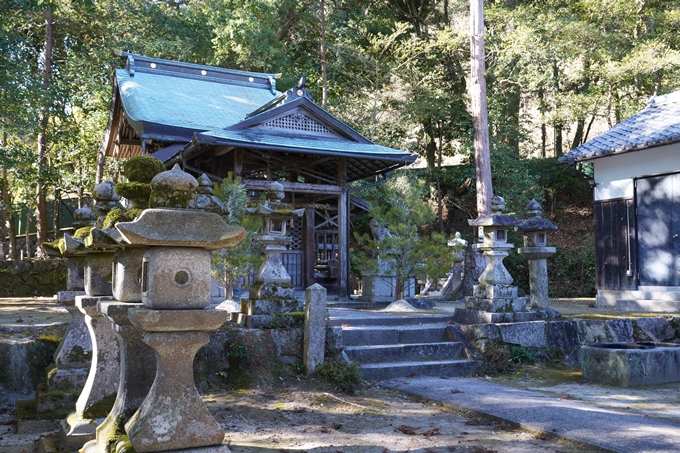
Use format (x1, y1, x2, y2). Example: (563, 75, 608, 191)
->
(284, 75, 313, 103)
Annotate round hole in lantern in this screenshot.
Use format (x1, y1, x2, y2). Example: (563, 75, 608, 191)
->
(174, 270, 192, 287)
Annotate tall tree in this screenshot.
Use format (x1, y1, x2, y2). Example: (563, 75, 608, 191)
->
(470, 0, 492, 216)
(35, 3, 54, 258)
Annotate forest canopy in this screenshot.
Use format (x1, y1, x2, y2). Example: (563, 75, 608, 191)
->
(1, 0, 679, 255)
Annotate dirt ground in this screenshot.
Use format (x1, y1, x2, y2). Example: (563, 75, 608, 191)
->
(201, 377, 605, 453)
(0, 376, 604, 453)
(0, 297, 667, 453)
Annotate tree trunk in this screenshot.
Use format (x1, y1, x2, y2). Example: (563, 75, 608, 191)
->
(0, 137, 6, 260)
(8, 211, 16, 260)
(53, 188, 61, 237)
(469, 0, 492, 216)
(319, 0, 328, 109)
(570, 118, 585, 150)
(25, 206, 32, 260)
(35, 5, 54, 259)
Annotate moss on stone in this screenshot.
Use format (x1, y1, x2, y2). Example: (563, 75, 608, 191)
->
(66, 345, 92, 363)
(74, 226, 94, 240)
(123, 208, 144, 222)
(103, 208, 123, 229)
(150, 186, 194, 208)
(115, 182, 152, 208)
(124, 155, 165, 184)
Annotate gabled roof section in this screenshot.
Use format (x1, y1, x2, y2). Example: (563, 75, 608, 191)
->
(559, 91, 680, 164)
(231, 96, 371, 143)
(114, 51, 281, 141)
(187, 93, 415, 166)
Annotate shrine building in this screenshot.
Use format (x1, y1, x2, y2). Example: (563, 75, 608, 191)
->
(98, 51, 417, 296)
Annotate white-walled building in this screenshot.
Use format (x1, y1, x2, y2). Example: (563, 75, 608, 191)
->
(559, 91, 680, 311)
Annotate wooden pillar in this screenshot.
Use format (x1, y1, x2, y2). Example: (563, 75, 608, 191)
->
(304, 208, 316, 287)
(338, 158, 348, 297)
(233, 149, 243, 177)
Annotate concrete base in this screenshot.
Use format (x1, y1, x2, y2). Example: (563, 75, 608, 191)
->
(580, 342, 680, 387)
(597, 287, 680, 311)
(452, 308, 537, 324)
(58, 290, 86, 303)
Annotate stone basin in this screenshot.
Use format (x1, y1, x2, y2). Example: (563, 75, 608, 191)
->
(580, 341, 680, 387)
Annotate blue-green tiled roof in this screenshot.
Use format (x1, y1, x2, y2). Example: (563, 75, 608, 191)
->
(197, 129, 416, 163)
(116, 69, 280, 135)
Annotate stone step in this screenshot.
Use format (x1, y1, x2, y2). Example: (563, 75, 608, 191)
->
(328, 311, 453, 327)
(341, 323, 449, 346)
(344, 342, 464, 364)
(616, 299, 680, 313)
(359, 359, 482, 381)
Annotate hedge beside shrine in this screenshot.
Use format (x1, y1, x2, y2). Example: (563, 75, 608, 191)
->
(0, 260, 67, 297)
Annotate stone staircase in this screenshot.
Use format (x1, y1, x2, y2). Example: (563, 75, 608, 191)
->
(328, 309, 481, 381)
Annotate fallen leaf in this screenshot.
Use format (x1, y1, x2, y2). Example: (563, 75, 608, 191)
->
(396, 425, 419, 435)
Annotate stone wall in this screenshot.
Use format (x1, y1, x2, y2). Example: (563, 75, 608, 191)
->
(193, 325, 303, 392)
(0, 260, 67, 297)
(453, 316, 680, 365)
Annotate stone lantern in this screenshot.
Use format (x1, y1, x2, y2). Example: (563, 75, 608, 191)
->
(439, 231, 468, 297)
(454, 196, 527, 322)
(115, 164, 245, 453)
(59, 181, 124, 450)
(236, 181, 305, 328)
(516, 199, 558, 310)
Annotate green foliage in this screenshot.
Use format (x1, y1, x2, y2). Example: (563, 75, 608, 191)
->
(225, 342, 248, 360)
(211, 173, 262, 297)
(509, 345, 535, 365)
(549, 234, 597, 298)
(352, 176, 455, 300)
(314, 359, 364, 394)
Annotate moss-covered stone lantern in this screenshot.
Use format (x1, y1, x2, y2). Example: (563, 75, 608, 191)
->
(114, 164, 245, 453)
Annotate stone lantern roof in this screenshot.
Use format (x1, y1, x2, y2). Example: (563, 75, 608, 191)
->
(515, 199, 558, 232)
(467, 196, 519, 227)
(116, 164, 246, 249)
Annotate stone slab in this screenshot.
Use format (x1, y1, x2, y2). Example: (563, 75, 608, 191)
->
(242, 298, 304, 315)
(465, 295, 527, 312)
(382, 376, 680, 453)
(452, 308, 537, 324)
(130, 308, 227, 332)
(58, 291, 86, 304)
(498, 321, 545, 348)
(633, 317, 676, 342)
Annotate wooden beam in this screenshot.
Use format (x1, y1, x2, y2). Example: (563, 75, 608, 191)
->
(234, 148, 243, 176)
(337, 157, 348, 297)
(242, 179, 342, 195)
(304, 208, 316, 288)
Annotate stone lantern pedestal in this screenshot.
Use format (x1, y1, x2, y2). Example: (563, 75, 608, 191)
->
(453, 196, 533, 324)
